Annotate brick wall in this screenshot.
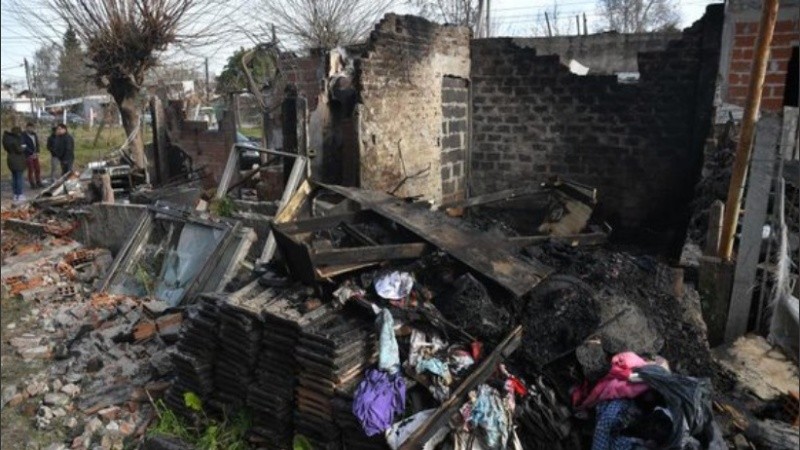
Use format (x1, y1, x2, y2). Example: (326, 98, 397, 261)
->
(470, 5, 723, 232)
(355, 14, 471, 203)
(722, 0, 799, 110)
(169, 101, 237, 186)
(281, 52, 324, 111)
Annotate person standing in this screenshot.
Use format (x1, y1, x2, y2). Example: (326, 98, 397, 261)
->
(52, 123, 75, 175)
(3, 126, 27, 204)
(46, 126, 58, 182)
(22, 122, 43, 188)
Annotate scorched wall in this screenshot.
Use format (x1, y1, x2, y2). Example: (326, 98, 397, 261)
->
(355, 14, 471, 203)
(470, 5, 724, 231)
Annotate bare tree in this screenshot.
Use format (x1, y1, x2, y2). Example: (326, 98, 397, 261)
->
(31, 43, 61, 100)
(532, 2, 575, 37)
(257, 0, 396, 49)
(597, 0, 680, 33)
(410, 0, 481, 29)
(8, 0, 230, 169)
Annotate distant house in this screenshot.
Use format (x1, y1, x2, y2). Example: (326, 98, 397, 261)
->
(45, 94, 114, 121)
(1, 87, 46, 114)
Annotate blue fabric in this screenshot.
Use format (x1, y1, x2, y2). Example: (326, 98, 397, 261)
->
(592, 400, 639, 450)
(378, 308, 400, 374)
(352, 369, 406, 437)
(11, 170, 24, 196)
(470, 385, 508, 449)
(415, 357, 449, 378)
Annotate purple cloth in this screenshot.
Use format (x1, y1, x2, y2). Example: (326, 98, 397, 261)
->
(353, 368, 406, 436)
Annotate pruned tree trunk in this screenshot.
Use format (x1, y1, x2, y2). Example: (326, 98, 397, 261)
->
(108, 77, 145, 169)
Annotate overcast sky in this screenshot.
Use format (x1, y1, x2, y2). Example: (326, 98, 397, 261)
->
(1, 0, 722, 88)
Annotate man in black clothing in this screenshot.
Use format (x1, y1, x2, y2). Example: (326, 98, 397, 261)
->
(51, 123, 75, 175)
(22, 122, 43, 188)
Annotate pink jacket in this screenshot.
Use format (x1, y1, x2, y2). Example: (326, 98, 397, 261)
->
(572, 352, 650, 409)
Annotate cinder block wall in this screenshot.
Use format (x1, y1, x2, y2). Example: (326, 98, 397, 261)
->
(355, 14, 471, 203)
(469, 5, 724, 231)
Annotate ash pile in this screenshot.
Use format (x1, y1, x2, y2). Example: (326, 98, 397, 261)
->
(159, 182, 724, 450)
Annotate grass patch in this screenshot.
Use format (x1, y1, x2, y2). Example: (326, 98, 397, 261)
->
(0, 124, 128, 181)
(150, 392, 251, 450)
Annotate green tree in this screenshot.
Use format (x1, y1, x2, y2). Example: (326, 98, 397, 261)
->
(215, 47, 277, 95)
(58, 26, 87, 99)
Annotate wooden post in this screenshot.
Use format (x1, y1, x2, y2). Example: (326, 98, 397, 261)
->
(718, 0, 780, 260)
(725, 116, 780, 342)
(576, 15, 580, 35)
(545, 12, 552, 37)
(101, 173, 114, 204)
(583, 13, 588, 35)
(705, 200, 725, 256)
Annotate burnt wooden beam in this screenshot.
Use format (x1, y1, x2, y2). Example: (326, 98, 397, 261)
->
(320, 184, 552, 297)
(311, 243, 429, 265)
(507, 230, 608, 248)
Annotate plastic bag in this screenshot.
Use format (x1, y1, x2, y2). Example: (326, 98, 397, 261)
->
(633, 365, 714, 449)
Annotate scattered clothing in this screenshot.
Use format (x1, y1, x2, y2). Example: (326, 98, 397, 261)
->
(353, 369, 406, 437)
(464, 384, 511, 450)
(448, 349, 474, 376)
(408, 329, 447, 368)
(385, 409, 447, 450)
(573, 352, 650, 410)
(416, 356, 452, 402)
(591, 400, 641, 450)
(378, 308, 400, 374)
(333, 282, 366, 307)
(374, 271, 414, 300)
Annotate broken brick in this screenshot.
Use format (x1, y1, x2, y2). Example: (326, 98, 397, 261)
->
(133, 320, 157, 342)
(155, 313, 183, 340)
(7, 276, 45, 296)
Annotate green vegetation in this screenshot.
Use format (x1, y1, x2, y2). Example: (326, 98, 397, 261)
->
(0, 123, 128, 181)
(149, 391, 251, 450)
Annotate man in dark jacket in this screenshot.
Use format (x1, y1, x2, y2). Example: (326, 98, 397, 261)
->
(52, 123, 75, 175)
(46, 126, 58, 182)
(22, 122, 43, 188)
(3, 126, 27, 203)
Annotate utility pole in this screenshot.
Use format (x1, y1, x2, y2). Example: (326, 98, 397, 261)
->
(583, 13, 588, 35)
(271, 24, 277, 44)
(23, 58, 35, 115)
(545, 12, 552, 37)
(485, 0, 491, 37)
(718, 0, 780, 260)
(575, 15, 580, 35)
(204, 57, 210, 104)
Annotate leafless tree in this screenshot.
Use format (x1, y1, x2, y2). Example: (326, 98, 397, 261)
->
(410, 0, 481, 29)
(597, 0, 680, 33)
(255, 0, 396, 49)
(532, 2, 576, 37)
(7, 0, 231, 169)
(31, 43, 61, 100)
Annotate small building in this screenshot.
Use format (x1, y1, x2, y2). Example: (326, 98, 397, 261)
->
(45, 94, 114, 122)
(1, 87, 46, 114)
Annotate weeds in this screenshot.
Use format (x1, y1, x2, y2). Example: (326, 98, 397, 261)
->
(150, 392, 251, 450)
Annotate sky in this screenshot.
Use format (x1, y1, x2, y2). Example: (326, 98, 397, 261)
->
(0, 0, 722, 89)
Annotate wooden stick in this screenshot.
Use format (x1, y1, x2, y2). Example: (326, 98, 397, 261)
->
(718, 0, 780, 260)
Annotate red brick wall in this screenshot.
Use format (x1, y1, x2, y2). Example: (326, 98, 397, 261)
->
(727, 17, 799, 110)
(169, 103, 236, 187)
(281, 53, 323, 110)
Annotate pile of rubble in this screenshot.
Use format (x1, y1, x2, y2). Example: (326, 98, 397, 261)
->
(1, 216, 186, 449)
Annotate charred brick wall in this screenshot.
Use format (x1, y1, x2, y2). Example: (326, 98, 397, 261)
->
(355, 14, 471, 203)
(168, 101, 237, 186)
(440, 76, 469, 204)
(470, 5, 724, 232)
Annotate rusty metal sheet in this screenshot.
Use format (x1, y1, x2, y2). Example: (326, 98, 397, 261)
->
(319, 184, 553, 297)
